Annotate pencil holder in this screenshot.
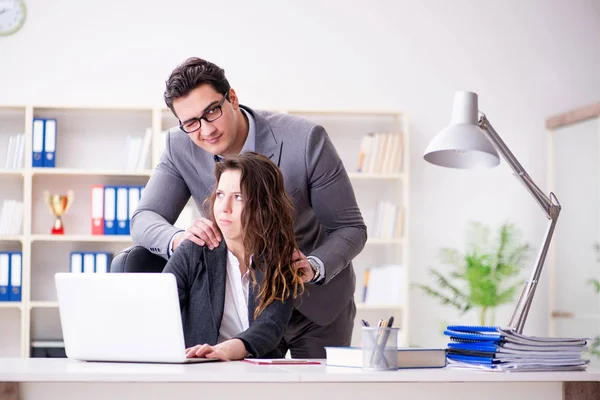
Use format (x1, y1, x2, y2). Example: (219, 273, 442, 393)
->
(362, 327, 399, 371)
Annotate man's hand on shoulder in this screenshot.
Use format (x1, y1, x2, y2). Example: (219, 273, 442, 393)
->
(172, 218, 222, 252)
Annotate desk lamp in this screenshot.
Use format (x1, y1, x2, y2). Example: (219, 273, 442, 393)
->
(423, 91, 561, 333)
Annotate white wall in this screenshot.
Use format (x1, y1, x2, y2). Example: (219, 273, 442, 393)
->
(1, 0, 600, 346)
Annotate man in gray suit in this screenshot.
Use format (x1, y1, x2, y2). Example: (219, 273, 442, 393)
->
(131, 57, 367, 358)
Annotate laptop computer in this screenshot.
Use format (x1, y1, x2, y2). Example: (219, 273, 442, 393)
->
(55, 272, 217, 364)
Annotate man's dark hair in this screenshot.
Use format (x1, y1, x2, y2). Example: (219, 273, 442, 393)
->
(164, 57, 230, 116)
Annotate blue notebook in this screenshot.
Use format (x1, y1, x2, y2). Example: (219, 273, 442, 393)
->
(446, 353, 494, 365)
(447, 342, 498, 352)
(444, 329, 503, 342)
(446, 325, 500, 333)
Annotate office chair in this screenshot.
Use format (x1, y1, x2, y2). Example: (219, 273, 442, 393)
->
(110, 246, 167, 273)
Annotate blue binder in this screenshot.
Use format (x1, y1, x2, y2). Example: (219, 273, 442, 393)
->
(82, 253, 95, 273)
(43, 119, 57, 168)
(104, 186, 117, 235)
(94, 252, 112, 273)
(8, 252, 22, 302)
(0, 253, 9, 301)
(116, 186, 129, 235)
(70, 252, 83, 273)
(32, 118, 45, 167)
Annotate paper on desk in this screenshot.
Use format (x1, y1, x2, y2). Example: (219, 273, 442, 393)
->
(242, 359, 321, 365)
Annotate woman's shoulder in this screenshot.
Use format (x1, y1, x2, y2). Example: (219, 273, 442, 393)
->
(178, 239, 206, 258)
(178, 238, 228, 260)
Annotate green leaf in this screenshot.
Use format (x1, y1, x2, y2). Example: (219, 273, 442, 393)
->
(418, 220, 530, 316)
(588, 279, 600, 293)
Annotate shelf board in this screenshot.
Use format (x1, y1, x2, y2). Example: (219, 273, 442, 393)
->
(31, 168, 152, 177)
(30, 234, 133, 243)
(0, 302, 22, 309)
(286, 110, 402, 117)
(366, 238, 403, 245)
(0, 169, 24, 177)
(348, 172, 404, 180)
(29, 301, 59, 308)
(356, 303, 403, 310)
(0, 236, 24, 242)
(31, 340, 64, 348)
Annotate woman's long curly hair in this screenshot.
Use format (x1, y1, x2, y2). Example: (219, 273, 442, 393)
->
(203, 152, 304, 318)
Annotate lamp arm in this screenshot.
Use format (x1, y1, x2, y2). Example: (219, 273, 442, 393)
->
(478, 114, 557, 218)
(478, 113, 562, 333)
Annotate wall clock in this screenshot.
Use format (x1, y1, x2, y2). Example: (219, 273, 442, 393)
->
(0, 0, 26, 36)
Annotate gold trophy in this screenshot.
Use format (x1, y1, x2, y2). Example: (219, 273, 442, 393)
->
(43, 190, 74, 235)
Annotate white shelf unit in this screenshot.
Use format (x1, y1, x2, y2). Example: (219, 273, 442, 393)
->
(0, 105, 154, 358)
(0, 105, 409, 357)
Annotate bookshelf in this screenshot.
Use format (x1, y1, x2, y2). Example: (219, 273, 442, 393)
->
(0, 105, 409, 357)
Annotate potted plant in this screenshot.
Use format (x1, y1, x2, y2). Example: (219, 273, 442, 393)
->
(587, 242, 600, 357)
(415, 221, 530, 326)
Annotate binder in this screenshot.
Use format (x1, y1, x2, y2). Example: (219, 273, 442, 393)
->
(83, 253, 95, 273)
(70, 252, 83, 273)
(116, 186, 129, 235)
(43, 119, 57, 168)
(104, 186, 117, 235)
(9, 252, 22, 302)
(0, 253, 9, 301)
(94, 252, 112, 274)
(91, 185, 104, 235)
(127, 186, 140, 234)
(32, 119, 45, 167)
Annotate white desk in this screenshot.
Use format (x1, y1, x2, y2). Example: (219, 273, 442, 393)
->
(0, 358, 599, 400)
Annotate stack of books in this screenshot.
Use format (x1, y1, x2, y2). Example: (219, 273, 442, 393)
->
(325, 346, 447, 369)
(444, 325, 589, 372)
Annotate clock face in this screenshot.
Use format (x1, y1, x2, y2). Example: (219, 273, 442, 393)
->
(0, 0, 26, 36)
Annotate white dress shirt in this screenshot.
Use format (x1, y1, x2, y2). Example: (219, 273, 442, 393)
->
(217, 250, 250, 343)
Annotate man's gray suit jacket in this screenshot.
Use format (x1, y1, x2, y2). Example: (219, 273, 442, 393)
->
(132, 105, 367, 326)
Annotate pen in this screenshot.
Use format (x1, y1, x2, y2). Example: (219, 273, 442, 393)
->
(370, 319, 391, 368)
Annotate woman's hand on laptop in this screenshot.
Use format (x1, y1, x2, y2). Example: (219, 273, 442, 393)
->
(186, 339, 249, 361)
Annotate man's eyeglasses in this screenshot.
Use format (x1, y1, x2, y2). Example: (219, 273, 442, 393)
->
(179, 94, 228, 134)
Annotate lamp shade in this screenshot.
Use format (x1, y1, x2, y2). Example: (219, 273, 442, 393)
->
(424, 91, 500, 169)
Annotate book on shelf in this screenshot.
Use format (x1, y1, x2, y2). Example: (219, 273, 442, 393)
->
(325, 346, 446, 369)
(356, 132, 404, 174)
(362, 264, 404, 305)
(124, 127, 152, 172)
(0, 200, 24, 236)
(371, 201, 403, 239)
(4, 133, 24, 170)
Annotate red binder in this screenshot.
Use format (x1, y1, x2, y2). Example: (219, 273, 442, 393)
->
(91, 185, 104, 235)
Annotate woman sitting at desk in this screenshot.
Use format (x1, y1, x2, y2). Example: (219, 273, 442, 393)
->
(163, 152, 304, 361)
